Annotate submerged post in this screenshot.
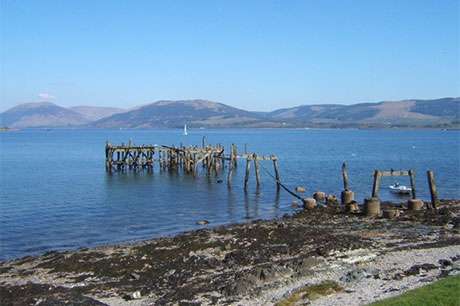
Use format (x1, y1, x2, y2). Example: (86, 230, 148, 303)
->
(254, 154, 261, 187)
(273, 157, 281, 189)
(244, 157, 251, 190)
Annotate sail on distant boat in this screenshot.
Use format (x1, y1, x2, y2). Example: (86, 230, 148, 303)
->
(183, 124, 188, 136)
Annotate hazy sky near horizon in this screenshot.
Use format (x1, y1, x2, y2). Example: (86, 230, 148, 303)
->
(1, 0, 459, 111)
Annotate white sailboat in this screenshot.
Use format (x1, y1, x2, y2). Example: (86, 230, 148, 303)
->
(183, 124, 188, 136)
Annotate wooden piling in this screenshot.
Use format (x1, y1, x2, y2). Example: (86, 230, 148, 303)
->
(408, 169, 416, 199)
(253, 154, 261, 187)
(427, 170, 438, 209)
(244, 157, 251, 190)
(342, 162, 350, 191)
(371, 170, 382, 198)
(273, 157, 280, 189)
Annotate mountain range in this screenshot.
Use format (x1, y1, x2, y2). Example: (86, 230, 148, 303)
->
(1, 98, 459, 129)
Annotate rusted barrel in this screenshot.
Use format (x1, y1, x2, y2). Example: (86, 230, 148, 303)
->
(408, 199, 424, 211)
(383, 208, 400, 219)
(345, 201, 359, 213)
(341, 190, 354, 205)
(364, 197, 381, 217)
(302, 198, 317, 210)
(313, 191, 326, 203)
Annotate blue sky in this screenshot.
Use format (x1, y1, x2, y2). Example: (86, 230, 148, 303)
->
(1, 0, 459, 111)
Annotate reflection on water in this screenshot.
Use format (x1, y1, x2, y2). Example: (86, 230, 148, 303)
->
(1, 128, 459, 259)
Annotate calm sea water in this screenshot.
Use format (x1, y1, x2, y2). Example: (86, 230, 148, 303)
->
(1, 128, 459, 260)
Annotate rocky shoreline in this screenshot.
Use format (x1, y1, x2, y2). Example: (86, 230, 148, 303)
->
(1, 200, 459, 306)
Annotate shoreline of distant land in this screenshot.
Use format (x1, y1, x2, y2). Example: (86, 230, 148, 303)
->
(2, 125, 460, 131)
(1, 199, 459, 305)
(1, 97, 458, 129)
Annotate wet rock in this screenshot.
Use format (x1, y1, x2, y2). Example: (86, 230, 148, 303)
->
(130, 272, 140, 280)
(405, 264, 437, 276)
(439, 259, 452, 268)
(302, 198, 317, 210)
(165, 269, 176, 277)
(197, 220, 209, 225)
(383, 209, 400, 219)
(313, 191, 326, 202)
(124, 290, 142, 300)
(296, 186, 306, 193)
(342, 268, 379, 280)
(326, 195, 339, 206)
(345, 201, 359, 213)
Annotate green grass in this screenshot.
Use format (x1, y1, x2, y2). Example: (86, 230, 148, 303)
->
(370, 275, 460, 306)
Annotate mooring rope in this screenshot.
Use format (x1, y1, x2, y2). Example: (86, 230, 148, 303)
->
(258, 162, 304, 201)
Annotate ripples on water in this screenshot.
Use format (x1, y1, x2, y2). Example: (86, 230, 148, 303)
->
(1, 128, 459, 259)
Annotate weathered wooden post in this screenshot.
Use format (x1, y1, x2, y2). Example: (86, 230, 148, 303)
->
(408, 169, 416, 199)
(366, 169, 382, 216)
(273, 156, 280, 190)
(253, 154, 261, 187)
(105, 141, 111, 172)
(371, 170, 382, 198)
(341, 162, 354, 205)
(244, 156, 251, 190)
(342, 162, 350, 190)
(427, 170, 439, 209)
(227, 158, 234, 187)
(232, 144, 238, 167)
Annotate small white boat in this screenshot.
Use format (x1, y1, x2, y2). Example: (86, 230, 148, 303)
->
(183, 124, 188, 136)
(389, 182, 411, 195)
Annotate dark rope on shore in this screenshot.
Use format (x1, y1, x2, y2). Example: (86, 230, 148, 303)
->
(258, 162, 304, 201)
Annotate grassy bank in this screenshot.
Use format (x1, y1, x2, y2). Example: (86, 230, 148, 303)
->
(371, 275, 460, 306)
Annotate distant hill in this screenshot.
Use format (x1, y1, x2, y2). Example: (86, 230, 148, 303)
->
(91, 99, 274, 128)
(1, 98, 459, 128)
(268, 98, 460, 128)
(70, 106, 125, 121)
(0, 102, 88, 128)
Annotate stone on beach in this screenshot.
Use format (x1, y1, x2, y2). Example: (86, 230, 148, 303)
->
(302, 198, 317, 209)
(313, 191, 326, 202)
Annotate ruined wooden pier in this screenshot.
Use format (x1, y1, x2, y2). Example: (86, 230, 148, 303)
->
(105, 141, 280, 189)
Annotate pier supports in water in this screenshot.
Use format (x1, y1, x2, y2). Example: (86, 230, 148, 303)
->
(242, 153, 280, 191)
(371, 169, 417, 199)
(105, 141, 280, 191)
